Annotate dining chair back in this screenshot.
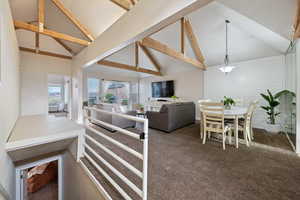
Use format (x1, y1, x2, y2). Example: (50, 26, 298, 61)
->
(198, 99, 211, 139)
(241, 101, 257, 141)
(201, 102, 231, 150)
(245, 100, 258, 141)
(234, 99, 244, 107)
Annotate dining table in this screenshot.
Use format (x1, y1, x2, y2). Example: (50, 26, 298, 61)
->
(224, 106, 248, 148)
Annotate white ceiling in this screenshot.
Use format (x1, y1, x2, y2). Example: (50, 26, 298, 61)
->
(10, 0, 295, 78)
(10, 0, 125, 55)
(88, 1, 293, 78)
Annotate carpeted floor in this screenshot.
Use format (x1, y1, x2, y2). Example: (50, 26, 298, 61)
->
(83, 123, 300, 200)
(253, 128, 293, 151)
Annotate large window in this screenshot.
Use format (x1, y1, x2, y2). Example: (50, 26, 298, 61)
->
(48, 86, 63, 105)
(88, 78, 100, 105)
(102, 81, 130, 105)
(86, 78, 136, 107)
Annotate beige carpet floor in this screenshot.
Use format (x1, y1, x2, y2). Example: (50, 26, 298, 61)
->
(83, 123, 300, 200)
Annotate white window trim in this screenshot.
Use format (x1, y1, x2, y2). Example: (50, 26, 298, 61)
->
(15, 155, 64, 200)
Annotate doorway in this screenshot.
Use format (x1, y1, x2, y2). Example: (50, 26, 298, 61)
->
(15, 156, 63, 200)
(48, 74, 71, 118)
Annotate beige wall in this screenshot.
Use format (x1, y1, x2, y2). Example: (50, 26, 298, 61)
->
(20, 52, 72, 116)
(0, 0, 20, 198)
(140, 69, 204, 118)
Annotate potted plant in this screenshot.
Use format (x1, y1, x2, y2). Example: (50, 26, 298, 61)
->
(260, 89, 281, 133)
(82, 101, 89, 109)
(139, 104, 145, 112)
(222, 96, 235, 110)
(171, 95, 179, 102)
(121, 99, 129, 105)
(105, 93, 116, 104)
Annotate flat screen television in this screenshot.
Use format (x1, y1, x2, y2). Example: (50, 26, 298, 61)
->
(152, 80, 174, 98)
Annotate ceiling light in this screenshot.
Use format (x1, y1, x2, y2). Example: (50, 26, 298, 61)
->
(219, 20, 235, 74)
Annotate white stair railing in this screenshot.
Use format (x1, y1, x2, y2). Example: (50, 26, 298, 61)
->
(79, 107, 149, 200)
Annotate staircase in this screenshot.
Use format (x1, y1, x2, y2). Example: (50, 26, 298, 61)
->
(78, 107, 149, 200)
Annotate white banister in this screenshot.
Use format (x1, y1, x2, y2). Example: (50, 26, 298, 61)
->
(86, 107, 146, 123)
(85, 125, 143, 160)
(81, 107, 149, 200)
(85, 134, 143, 178)
(85, 144, 143, 197)
(142, 119, 149, 200)
(86, 116, 140, 140)
(85, 153, 133, 200)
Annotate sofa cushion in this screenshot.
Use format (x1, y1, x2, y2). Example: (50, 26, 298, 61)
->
(160, 105, 169, 113)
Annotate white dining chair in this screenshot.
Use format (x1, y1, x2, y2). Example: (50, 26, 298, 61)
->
(198, 99, 211, 139)
(248, 100, 259, 140)
(234, 98, 244, 107)
(234, 101, 257, 143)
(201, 102, 233, 150)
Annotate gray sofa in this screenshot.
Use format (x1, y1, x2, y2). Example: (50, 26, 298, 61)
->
(91, 103, 136, 131)
(146, 102, 195, 132)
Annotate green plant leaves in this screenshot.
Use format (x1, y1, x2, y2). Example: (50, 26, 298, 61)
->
(260, 93, 270, 103)
(275, 89, 296, 99)
(261, 89, 281, 124)
(223, 96, 235, 106)
(261, 106, 270, 111)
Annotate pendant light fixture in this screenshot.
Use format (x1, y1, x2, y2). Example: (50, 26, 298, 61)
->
(219, 20, 235, 74)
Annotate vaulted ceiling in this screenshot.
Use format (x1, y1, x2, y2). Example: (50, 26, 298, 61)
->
(87, 0, 295, 78)
(10, 0, 297, 78)
(10, 0, 132, 56)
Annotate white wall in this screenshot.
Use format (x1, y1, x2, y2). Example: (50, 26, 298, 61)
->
(20, 52, 71, 116)
(204, 55, 286, 129)
(63, 151, 105, 200)
(0, 0, 20, 198)
(296, 41, 300, 154)
(139, 69, 204, 118)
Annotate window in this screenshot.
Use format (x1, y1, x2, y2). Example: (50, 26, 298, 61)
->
(102, 81, 130, 105)
(48, 86, 63, 105)
(87, 78, 100, 105)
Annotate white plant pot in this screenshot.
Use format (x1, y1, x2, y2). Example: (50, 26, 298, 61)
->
(265, 123, 281, 134)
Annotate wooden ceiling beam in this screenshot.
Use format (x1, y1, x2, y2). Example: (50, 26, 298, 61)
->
(35, 33, 40, 53)
(14, 20, 90, 46)
(38, 0, 45, 32)
(141, 37, 206, 70)
(43, 25, 75, 56)
(110, 0, 133, 11)
(51, 0, 95, 41)
(130, 0, 138, 5)
(294, 0, 300, 38)
(52, 38, 75, 56)
(135, 42, 139, 68)
(180, 18, 185, 54)
(184, 18, 205, 64)
(98, 60, 162, 76)
(138, 42, 161, 72)
(20, 47, 72, 60)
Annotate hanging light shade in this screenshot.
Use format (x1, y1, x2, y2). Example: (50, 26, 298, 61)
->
(219, 20, 235, 74)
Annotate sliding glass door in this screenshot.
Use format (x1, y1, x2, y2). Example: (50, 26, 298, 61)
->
(283, 42, 297, 150)
(87, 78, 100, 105)
(102, 80, 130, 106)
(87, 78, 138, 108)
